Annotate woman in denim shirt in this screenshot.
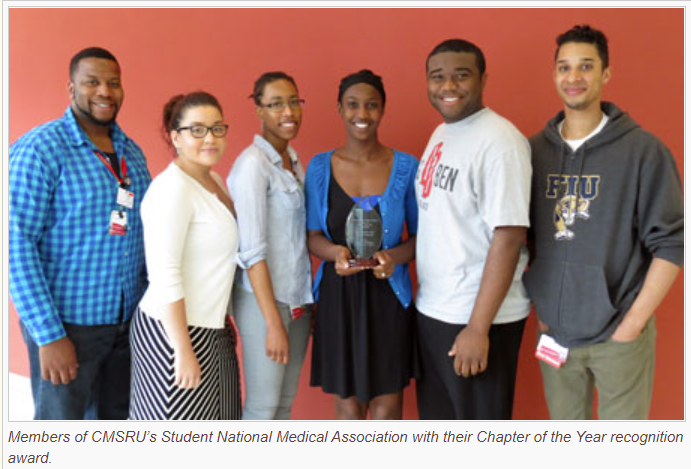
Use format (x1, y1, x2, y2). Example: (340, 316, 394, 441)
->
(227, 72, 312, 420)
(306, 70, 419, 419)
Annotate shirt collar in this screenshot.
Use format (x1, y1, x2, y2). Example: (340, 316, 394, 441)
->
(63, 106, 128, 150)
(253, 134, 298, 168)
(444, 106, 490, 129)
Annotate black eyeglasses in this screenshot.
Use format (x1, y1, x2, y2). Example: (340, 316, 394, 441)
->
(258, 98, 305, 112)
(176, 124, 229, 138)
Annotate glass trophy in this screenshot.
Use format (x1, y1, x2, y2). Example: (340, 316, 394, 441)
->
(345, 199, 383, 267)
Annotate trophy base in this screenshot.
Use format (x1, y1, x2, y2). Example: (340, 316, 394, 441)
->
(348, 258, 379, 267)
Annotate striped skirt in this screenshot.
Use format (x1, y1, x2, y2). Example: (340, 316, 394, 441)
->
(129, 308, 241, 420)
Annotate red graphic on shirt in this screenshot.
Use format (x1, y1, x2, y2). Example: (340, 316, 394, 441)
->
(420, 142, 443, 198)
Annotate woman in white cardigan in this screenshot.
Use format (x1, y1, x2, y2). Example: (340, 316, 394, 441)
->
(129, 92, 240, 420)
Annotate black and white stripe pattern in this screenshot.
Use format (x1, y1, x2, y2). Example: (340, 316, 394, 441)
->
(129, 308, 241, 420)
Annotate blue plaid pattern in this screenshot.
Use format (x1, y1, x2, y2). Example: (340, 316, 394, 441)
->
(9, 107, 151, 346)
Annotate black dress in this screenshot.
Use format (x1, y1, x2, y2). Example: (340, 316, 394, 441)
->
(310, 175, 417, 403)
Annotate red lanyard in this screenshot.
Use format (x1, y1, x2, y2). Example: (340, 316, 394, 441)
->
(94, 150, 129, 187)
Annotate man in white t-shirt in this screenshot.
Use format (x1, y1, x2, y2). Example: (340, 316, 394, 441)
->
(415, 39, 532, 419)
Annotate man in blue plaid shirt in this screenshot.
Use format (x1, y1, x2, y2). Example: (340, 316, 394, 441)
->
(9, 47, 151, 419)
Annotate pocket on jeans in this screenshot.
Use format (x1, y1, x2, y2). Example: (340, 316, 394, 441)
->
(607, 316, 656, 351)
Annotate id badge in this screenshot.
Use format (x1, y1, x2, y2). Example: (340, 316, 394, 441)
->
(109, 210, 128, 236)
(535, 334, 569, 368)
(117, 187, 134, 209)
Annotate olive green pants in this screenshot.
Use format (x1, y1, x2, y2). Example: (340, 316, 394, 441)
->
(539, 316, 656, 420)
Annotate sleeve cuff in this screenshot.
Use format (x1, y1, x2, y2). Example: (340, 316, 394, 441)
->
(28, 316, 67, 347)
(155, 282, 185, 305)
(237, 245, 267, 270)
(653, 245, 684, 267)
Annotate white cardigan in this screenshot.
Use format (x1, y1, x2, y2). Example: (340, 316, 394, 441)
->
(139, 163, 239, 329)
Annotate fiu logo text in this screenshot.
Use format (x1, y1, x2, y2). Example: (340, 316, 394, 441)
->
(419, 142, 460, 200)
(546, 174, 600, 241)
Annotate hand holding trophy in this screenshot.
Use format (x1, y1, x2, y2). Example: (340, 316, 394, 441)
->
(345, 195, 383, 267)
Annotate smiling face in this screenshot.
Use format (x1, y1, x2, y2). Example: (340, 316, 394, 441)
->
(256, 79, 302, 148)
(554, 42, 611, 112)
(339, 82, 384, 142)
(427, 51, 486, 123)
(68, 57, 123, 128)
(171, 105, 227, 170)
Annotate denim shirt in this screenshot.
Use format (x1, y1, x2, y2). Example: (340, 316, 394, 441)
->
(227, 135, 313, 306)
(305, 149, 419, 308)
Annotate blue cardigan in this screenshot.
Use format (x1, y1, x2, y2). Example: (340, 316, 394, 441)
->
(305, 149, 419, 308)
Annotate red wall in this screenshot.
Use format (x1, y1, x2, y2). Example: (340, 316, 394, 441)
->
(7, 8, 684, 419)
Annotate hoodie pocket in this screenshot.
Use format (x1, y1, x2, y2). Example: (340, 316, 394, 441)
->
(523, 258, 562, 328)
(524, 258, 617, 341)
(561, 262, 617, 339)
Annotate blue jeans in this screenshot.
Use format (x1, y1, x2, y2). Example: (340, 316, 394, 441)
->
(20, 320, 131, 420)
(233, 286, 311, 420)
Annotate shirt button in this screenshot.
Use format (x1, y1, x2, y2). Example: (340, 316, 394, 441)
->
(384, 229, 389, 233)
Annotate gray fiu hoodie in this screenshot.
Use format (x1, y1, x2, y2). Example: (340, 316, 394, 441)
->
(523, 102, 683, 348)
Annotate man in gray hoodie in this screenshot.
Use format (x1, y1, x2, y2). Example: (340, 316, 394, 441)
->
(524, 25, 683, 419)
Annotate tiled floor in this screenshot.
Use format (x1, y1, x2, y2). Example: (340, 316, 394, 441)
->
(8, 373, 34, 421)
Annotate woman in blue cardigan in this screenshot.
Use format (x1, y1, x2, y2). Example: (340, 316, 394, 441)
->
(305, 70, 418, 420)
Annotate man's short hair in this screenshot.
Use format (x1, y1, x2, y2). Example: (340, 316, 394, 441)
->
(555, 25, 609, 69)
(69, 47, 119, 79)
(427, 39, 486, 75)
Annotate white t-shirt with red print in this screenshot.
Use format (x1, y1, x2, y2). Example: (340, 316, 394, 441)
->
(415, 107, 531, 325)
